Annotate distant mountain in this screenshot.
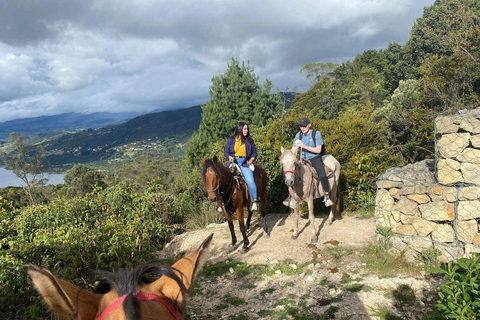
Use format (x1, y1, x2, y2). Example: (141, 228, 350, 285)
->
(42, 105, 202, 166)
(0, 111, 143, 139)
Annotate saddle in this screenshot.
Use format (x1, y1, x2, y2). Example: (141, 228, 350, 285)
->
(226, 161, 253, 201)
(302, 156, 334, 180)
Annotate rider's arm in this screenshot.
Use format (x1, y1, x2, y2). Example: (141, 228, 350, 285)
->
(302, 144, 323, 154)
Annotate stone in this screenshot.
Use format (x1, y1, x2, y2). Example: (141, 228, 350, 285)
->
(457, 148, 480, 164)
(434, 243, 465, 262)
(388, 188, 401, 198)
(473, 235, 480, 245)
(395, 197, 419, 215)
(460, 117, 480, 134)
(443, 187, 458, 203)
(437, 159, 464, 184)
(465, 243, 480, 257)
(432, 224, 455, 243)
(457, 220, 479, 244)
(437, 133, 470, 158)
(376, 180, 405, 189)
(375, 189, 395, 212)
(431, 186, 445, 196)
(457, 200, 480, 220)
(400, 214, 419, 225)
(419, 201, 455, 221)
(407, 194, 431, 204)
(379, 160, 435, 184)
(436, 116, 460, 134)
(396, 225, 417, 236)
(471, 134, 480, 148)
(462, 163, 480, 185)
(459, 187, 480, 200)
(412, 219, 437, 237)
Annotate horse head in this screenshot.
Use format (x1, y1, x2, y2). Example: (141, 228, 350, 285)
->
(25, 233, 214, 320)
(202, 156, 222, 202)
(280, 146, 298, 187)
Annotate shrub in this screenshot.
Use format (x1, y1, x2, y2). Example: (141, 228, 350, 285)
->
(432, 253, 480, 319)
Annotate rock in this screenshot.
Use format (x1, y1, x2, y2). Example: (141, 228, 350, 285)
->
(457, 220, 479, 244)
(462, 163, 480, 185)
(437, 159, 464, 184)
(432, 224, 455, 243)
(418, 201, 455, 221)
(437, 133, 470, 158)
(457, 148, 480, 164)
(436, 116, 460, 134)
(457, 200, 480, 220)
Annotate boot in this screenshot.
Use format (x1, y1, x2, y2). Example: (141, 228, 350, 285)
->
(283, 196, 294, 209)
(217, 206, 223, 213)
(251, 201, 259, 211)
(324, 194, 334, 207)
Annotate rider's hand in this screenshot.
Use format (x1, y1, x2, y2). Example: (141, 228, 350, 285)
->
(296, 140, 305, 148)
(229, 156, 234, 162)
(247, 159, 253, 165)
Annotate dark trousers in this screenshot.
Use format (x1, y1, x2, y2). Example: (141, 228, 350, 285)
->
(310, 155, 330, 194)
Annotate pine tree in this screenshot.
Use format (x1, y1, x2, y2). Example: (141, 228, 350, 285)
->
(185, 58, 283, 167)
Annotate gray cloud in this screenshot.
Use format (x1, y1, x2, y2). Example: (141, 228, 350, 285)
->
(0, 0, 435, 122)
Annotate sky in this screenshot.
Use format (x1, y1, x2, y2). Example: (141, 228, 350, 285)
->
(0, 0, 436, 123)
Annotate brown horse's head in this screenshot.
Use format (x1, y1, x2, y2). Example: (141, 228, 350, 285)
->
(202, 156, 222, 202)
(25, 233, 213, 320)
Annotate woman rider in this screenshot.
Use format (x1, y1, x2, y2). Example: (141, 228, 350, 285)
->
(224, 122, 259, 211)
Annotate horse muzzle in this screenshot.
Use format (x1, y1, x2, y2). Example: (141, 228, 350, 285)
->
(284, 178, 294, 187)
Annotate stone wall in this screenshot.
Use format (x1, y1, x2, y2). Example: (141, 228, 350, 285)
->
(375, 108, 480, 262)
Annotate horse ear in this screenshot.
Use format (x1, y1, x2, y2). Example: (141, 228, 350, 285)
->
(24, 265, 101, 320)
(291, 146, 298, 155)
(147, 233, 213, 304)
(281, 146, 285, 154)
(201, 158, 206, 164)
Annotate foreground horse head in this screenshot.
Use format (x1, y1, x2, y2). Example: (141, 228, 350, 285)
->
(25, 233, 213, 320)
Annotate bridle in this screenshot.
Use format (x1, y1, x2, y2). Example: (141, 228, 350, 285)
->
(96, 292, 180, 320)
(205, 164, 235, 207)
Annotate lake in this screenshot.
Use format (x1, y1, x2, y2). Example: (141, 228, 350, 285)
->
(0, 167, 64, 188)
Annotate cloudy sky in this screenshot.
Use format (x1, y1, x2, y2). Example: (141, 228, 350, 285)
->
(0, 0, 435, 123)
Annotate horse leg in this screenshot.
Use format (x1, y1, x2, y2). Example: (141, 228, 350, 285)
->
(327, 182, 340, 225)
(261, 194, 269, 238)
(224, 213, 237, 247)
(308, 196, 318, 243)
(246, 204, 253, 230)
(236, 207, 250, 252)
(291, 199, 300, 240)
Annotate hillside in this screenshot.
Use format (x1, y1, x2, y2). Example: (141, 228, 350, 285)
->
(42, 105, 202, 167)
(0, 111, 142, 139)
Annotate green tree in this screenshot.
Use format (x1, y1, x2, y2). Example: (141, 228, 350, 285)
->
(62, 164, 106, 198)
(0, 133, 46, 205)
(185, 58, 283, 168)
(300, 62, 339, 83)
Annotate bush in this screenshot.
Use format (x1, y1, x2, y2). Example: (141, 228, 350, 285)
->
(432, 253, 480, 319)
(0, 185, 183, 319)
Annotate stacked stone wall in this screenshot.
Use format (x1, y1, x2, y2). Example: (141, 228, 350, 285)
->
(375, 108, 480, 262)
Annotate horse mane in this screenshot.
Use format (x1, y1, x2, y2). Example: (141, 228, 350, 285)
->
(202, 159, 221, 183)
(94, 263, 186, 320)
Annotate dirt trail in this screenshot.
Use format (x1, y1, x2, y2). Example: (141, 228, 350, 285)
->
(158, 213, 435, 319)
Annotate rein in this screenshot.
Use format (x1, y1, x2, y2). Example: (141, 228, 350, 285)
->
(206, 164, 235, 208)
(96, 292, 180, 320)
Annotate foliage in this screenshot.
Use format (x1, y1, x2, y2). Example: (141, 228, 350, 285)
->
(61, 163, 106, 198)
(432, 253, 480, 319)
(185, 58, 283, 168)
(0, 185, 184, 318)
(0, 132, 47, 205)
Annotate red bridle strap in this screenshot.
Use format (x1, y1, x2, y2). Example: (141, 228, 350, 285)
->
(284, 171, 295, 175)
(96, 292, 180, 320)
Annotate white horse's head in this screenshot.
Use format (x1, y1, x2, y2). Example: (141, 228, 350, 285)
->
(280, 146, 298, 187)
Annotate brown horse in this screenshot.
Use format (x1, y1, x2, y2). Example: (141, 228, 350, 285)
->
(202, 156, 268, 252)
(25, 234, 213, 320)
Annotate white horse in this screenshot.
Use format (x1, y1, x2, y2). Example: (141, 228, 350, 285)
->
(280, 146, 341, 243)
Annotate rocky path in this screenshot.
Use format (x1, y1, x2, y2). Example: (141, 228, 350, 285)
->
(158, 213, 436, 319)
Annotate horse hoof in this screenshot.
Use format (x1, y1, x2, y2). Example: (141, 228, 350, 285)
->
(291, 235, 298, 240)
(311, 238, 318, 244)
(263, 232, 270, 239)
(241, 246, 249, 253)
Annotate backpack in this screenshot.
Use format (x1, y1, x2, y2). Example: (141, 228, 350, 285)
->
(298, 129, 326, 155)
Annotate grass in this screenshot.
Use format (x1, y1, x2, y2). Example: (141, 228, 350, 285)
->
(225, 295, 246, 307)
(200, 260, 251, 277)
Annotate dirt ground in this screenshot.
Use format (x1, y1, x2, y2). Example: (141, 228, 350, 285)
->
(158, 212, 437, 319)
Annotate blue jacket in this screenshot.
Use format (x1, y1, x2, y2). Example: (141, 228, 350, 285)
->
(224, 136, 257, 167)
